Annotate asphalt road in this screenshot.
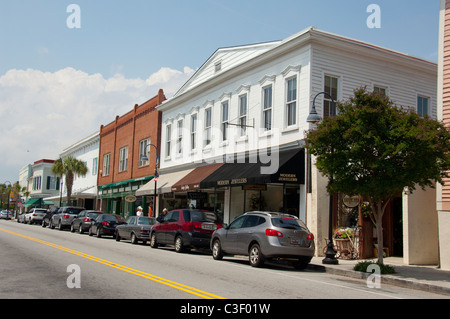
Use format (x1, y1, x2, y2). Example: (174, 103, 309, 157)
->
(0, 219, 447, 302)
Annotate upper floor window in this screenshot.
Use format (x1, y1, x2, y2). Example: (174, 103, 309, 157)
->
(177, 119, 183, 154)
(204, 107, 212, 146)
(286, 77, 297, 126)
(102, 153, 111, 176)
(239, 95, 248, 136)
(139, 138, 150, 167)
(190, 114, 197, 150)
(263, 85, 273, 131)
(221, 101, 229, 141)
(374, 86, 387, 97)
(324, 75, 338, 118)
(417, 96, 429, 117)
(92, 157, 98, 176)
(166, 125, 172, 158)
(119, 146, 128, 172)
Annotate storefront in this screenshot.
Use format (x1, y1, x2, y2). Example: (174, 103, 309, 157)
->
(98, 176, 153, 217)
(200, 148, 306, 224)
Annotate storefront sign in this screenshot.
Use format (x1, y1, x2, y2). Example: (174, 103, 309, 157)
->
(187, 192, 208, 200)
(278, 173, 298, 182)
(124, 195, 137, 203)
(343, 195, 360, 208)
(243, 185, 267, 191)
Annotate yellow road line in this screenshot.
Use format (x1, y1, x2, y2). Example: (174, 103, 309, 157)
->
(0, 228, 225, 299)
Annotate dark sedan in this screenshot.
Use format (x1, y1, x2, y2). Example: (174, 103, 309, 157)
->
(115, 216, 156, 244)
(89, 214, 126, 238)
(71, 210, 105, 234)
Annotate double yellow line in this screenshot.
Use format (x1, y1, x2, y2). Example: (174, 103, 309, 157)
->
(0, 228, 224, 299)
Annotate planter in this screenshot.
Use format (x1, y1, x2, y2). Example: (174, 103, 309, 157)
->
(334, 238, 352, 260)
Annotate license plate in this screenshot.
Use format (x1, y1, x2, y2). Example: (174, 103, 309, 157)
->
(201, 223, 216, 230)
(290, 238, 302, 245)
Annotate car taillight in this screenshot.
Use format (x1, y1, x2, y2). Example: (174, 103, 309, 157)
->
(307, 233, 315, 240)
(32, 214, 37, 217)
(265, 229, 283, 237)
(83, 217, 91, 222)
(64, 214, 70, 219)
(102, 221, 110, 227)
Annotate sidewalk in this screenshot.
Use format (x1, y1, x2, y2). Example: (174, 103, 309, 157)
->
(308, 256, 450, 296)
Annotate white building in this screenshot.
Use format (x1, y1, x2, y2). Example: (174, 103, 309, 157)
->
(45, 131, 100, 209)
(146, 27, 437, 262)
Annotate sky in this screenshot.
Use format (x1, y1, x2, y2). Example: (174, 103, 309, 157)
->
(0, 0, 441, 183)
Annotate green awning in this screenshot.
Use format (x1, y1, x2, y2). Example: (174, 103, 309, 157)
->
(23, 198, 42, 207)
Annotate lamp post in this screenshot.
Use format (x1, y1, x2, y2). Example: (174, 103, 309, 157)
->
(307, 92, 338, 265)
(140, 143, 160, 217)
(4, 181, 12, 213)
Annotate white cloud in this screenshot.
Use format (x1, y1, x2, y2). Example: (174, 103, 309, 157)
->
(0, 66, 194, 183)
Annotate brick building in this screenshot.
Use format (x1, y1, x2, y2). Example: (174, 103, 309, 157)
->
(97, 89, 166, 217)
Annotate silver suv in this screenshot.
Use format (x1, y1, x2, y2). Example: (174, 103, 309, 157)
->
(211, 212, 315, 269)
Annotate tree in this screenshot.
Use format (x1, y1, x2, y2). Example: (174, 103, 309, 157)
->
(52, 157, 88, 206)
(306, 88, 450, 264)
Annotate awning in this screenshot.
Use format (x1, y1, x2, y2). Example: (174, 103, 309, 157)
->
(98, 176, 153, 190)
(72, 186, 97, 198)
(200, 148, 305, 188)
(171, 163, 224, 192)
(23, 198, 42, 207)
(135, 168, 195, 196)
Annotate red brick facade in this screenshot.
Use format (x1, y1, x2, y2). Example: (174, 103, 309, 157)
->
(97, 89, 165, 187)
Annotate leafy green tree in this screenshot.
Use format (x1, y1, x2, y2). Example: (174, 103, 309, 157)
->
(306, 88, 450, 263)
(52, 157, 88, 206)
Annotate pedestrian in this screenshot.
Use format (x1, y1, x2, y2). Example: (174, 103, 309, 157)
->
(136, 206, 143, 217)
(157, 208, 168, 222)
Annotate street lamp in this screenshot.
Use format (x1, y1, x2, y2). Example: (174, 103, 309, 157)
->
(140, 143, 160, 217)
(307, 92, 338, 265)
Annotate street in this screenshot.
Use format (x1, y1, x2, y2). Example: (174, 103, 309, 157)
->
(0, 220, 447, 302)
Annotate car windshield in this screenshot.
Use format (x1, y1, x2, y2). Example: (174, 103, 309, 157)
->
(88, 212, 102, 219)
(189, 210, 220, 223)
(271, 217, 307, 230)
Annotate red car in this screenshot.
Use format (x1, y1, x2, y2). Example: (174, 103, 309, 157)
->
(150, 209, 223, 253)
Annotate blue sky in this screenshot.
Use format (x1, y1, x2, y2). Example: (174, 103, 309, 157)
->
(0, 0, 441, 183)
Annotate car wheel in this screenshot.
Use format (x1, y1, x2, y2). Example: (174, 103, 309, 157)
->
(150, 233, 158, 248)
(49, 220, 54, 229)
(79, 224, 84, 234)
(58, 221, 64, 231)
(96, 228, 102, 238)
(41, 220, 46, 227)
(131, 233, 138, 245)
(249, 243, 265, 268)
(174, 235, 185, 253)
(116, 231, 121, 241)
(88, 226, 93, 236)
(212, 239, 224, 260)
(70, 223, 75, 233)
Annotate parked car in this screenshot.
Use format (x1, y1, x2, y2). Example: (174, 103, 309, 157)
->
(49, 206, 85, 230)
(42, 207, 59, 227)
(210, 212, 315, 269)
(0, 210, 10, 220)
(89, 214, 126, 238)
(150, 209, 223, 253)
(17, 211, 27, 223)
(70, 210, 105, 234)
(25, 208, 48, 224)
(116, 216, 156, 244)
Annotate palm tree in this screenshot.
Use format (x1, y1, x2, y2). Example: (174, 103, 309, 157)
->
(52, 157, 88, 206)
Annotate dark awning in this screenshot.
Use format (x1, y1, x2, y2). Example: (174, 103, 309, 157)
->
(200, 148, 305, 189)
(171, 163, 224, 192)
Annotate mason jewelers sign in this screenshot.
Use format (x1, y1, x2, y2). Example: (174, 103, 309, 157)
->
(217, 178, 248, 186)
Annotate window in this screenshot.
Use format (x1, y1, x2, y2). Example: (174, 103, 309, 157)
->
(374, 86, 387, 97)
(263, 86, 273, 131)
(102, 153, 110, 176)
(324, 75, 338, 118)
(92, 157, 98, 176)
(239, 95, 248, 136)
(190, 114, 197, 150)
(119, 146, 128, 172)
(204, 107, 212, 146)
(286, 77, 297, 126)
(32, 176, 42, 190)
(177, 120, 183, 154)
(221, 101, 229, 141)
(46, 176, 60, 190)
(139, 138, 150, 167)
(417, 96, 429, 117)
(166, 125, 171, 157)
